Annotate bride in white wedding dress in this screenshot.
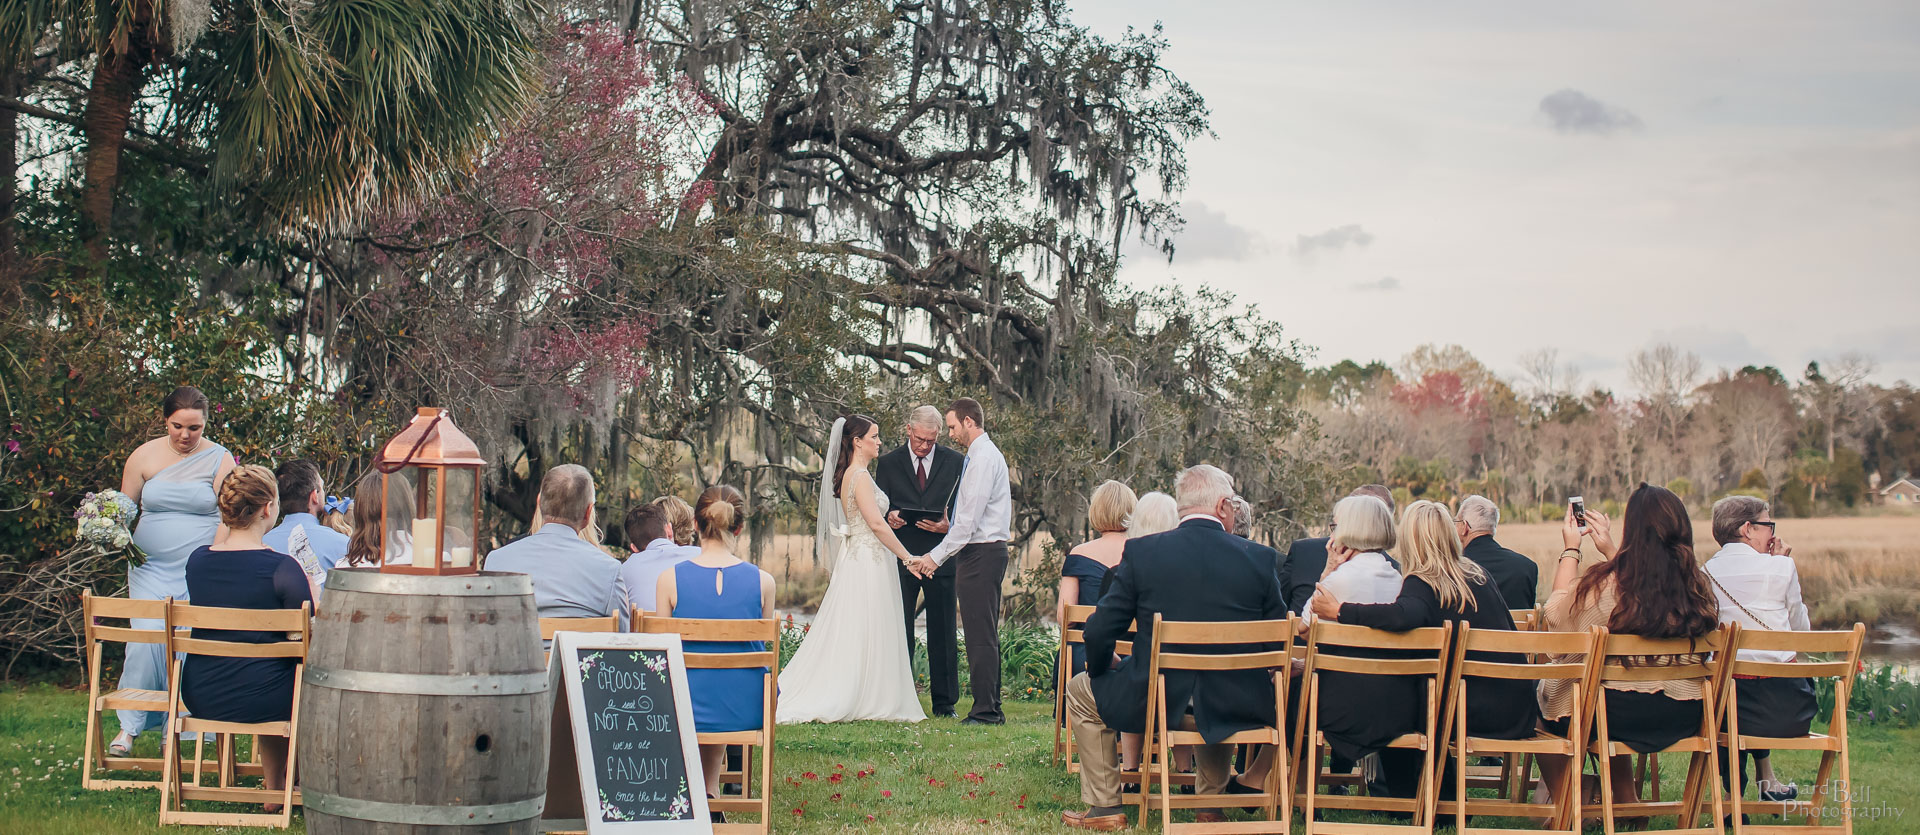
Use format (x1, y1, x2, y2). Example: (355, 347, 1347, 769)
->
(776, 415, 927, 724)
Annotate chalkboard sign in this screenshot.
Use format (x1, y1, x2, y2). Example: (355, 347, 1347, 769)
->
(549, 632, 710, 834)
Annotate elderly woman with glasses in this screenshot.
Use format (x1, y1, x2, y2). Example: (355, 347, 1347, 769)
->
(1703, 495, 1812, 804)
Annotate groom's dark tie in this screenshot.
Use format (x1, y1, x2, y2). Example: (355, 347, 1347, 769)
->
(916, 457, 928, 491)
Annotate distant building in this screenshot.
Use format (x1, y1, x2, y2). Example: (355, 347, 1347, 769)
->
(1881, 477, 1920, 508)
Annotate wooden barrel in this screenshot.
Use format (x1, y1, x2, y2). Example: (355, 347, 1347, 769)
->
(300, 569, 550, 833)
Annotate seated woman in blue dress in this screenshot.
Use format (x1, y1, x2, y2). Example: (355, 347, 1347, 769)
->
(181, 465, 313, 805)
(654, 485, 775, 810)
(1059, 480, 1137, 675)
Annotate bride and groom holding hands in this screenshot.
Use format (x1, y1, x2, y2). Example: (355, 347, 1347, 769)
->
(776, 398, 1012, 726)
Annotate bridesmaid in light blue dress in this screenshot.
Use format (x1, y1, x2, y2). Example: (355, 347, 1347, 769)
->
(111, 387, 235, 753)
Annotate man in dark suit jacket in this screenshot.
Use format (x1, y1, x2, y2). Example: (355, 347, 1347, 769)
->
(1455, 494, 1538, 609)
(1286, 484, 1399, 614)
(873, 406, 966, 716)
(1062, 465, 1287, 830)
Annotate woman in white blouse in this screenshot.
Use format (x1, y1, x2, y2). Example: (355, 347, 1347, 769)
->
(1300, 495, 1404, 630)
(1702, 495, 1812, 804)
(1233, 495, 1405, 793)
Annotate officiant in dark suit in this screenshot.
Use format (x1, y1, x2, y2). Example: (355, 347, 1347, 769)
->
(1063, 464, 1288, 830)
(876, 405, 965, 717)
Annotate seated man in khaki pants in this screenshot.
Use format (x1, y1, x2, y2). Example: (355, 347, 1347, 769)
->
(1063, 465, 1289, 830)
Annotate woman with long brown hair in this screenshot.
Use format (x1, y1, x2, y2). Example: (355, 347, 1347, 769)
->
(776, 415, 926, 724)
(341, 470, 416, 566)
(1535, 484, 1721, 808)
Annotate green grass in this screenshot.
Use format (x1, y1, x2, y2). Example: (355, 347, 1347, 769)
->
(4, 683, 1919, 833)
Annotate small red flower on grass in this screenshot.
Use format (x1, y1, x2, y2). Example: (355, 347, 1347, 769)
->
(881, 790, 893, 798)
(828, 772, 844, 784)
(801, 771, 818, 780)
(962, 771, 986, 783)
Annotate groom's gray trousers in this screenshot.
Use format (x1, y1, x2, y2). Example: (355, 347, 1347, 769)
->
(954, 540, 1009, 723)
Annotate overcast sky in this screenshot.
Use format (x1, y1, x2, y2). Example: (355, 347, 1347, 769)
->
(1076, 1, 1920, 393)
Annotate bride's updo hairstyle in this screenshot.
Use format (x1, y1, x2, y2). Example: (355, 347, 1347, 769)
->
(831, 414, 877, 498)
(695, 485, 748, 547)
(217, 464, 278, 529)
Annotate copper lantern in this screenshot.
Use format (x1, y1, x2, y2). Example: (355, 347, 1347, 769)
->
(375, 407, 486, 575)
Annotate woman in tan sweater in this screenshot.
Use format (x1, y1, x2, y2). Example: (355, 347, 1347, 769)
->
(1535, 484, 1721, 810)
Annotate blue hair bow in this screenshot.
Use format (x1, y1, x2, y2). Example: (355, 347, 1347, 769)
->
(324, 496, 353, 515)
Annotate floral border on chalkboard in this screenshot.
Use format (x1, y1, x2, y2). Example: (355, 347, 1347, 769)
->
(599, 788, 634, 821)
(638, 650, 669, 684)
(664, 776, 691, 819)
(579, 651, 603, 683)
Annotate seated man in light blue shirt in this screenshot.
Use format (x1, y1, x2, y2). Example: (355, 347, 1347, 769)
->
(617, 502, 701, 618)
(485, 464, 629, 632)
(263, 459, 348, 571)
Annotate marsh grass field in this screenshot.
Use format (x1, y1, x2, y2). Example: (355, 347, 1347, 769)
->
(754, 516, 1920, 632)
(1492, 515, 1920, 628)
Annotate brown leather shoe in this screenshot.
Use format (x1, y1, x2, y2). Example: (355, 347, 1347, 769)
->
(1193, 810, 1227, 823)
(1062, 808, 1130, 830)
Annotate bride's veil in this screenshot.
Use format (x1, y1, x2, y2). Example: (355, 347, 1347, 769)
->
(815, 417, 849, 574)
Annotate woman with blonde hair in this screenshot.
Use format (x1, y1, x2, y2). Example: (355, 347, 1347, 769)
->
(1059, 480, 1136, 669)
(1058, 481, 1144, 774)
(1308, 500, 1535, 797)
(655, 485, 776, 812)
(180, 465, 311, 806)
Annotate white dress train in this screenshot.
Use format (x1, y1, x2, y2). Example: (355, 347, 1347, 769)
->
(776, 472, 926, 723)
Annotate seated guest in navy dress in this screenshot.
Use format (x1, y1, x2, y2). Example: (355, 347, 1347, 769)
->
(1060, 480, 1137, 675)
(1059, 480, 1139, 773)
(655, 485, 775, 805)
(181, 465, 312, 803)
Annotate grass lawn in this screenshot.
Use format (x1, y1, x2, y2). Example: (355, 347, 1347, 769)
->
(2, 683, 1915, 833)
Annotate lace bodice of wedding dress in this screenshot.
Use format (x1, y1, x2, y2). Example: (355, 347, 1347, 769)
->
(836, 482, 890, 559)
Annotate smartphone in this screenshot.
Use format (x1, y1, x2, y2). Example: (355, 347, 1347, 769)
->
(1569, 496, 1588, 534)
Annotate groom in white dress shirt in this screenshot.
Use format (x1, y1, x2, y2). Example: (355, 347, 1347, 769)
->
(909, 397, 1012, 725)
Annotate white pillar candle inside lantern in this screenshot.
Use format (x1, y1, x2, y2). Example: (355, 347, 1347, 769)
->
(411, 517, 442, 563)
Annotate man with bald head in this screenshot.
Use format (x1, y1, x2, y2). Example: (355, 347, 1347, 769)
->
(1454, 495, 1537, 609)
(1285, 485, 1397, 615)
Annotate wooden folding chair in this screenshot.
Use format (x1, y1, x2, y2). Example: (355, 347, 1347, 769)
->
(158, 601, 311, 829)
(80, 590, 205, 790)
(1718, 624, 1865, 835)
(1437, 624, 1604, 835)
(1581, 627, 1734, 835)
(1510, 609, 1539, 632)
(1058, 603, 1096, 770)
(1296, 621, 1453, 835)
(1142, 613, 1294, 833)
(541, 614, 620, 664)
(639, 615, 779, 835)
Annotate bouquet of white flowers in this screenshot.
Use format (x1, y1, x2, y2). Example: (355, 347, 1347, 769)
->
(73, 490, 143, 563)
